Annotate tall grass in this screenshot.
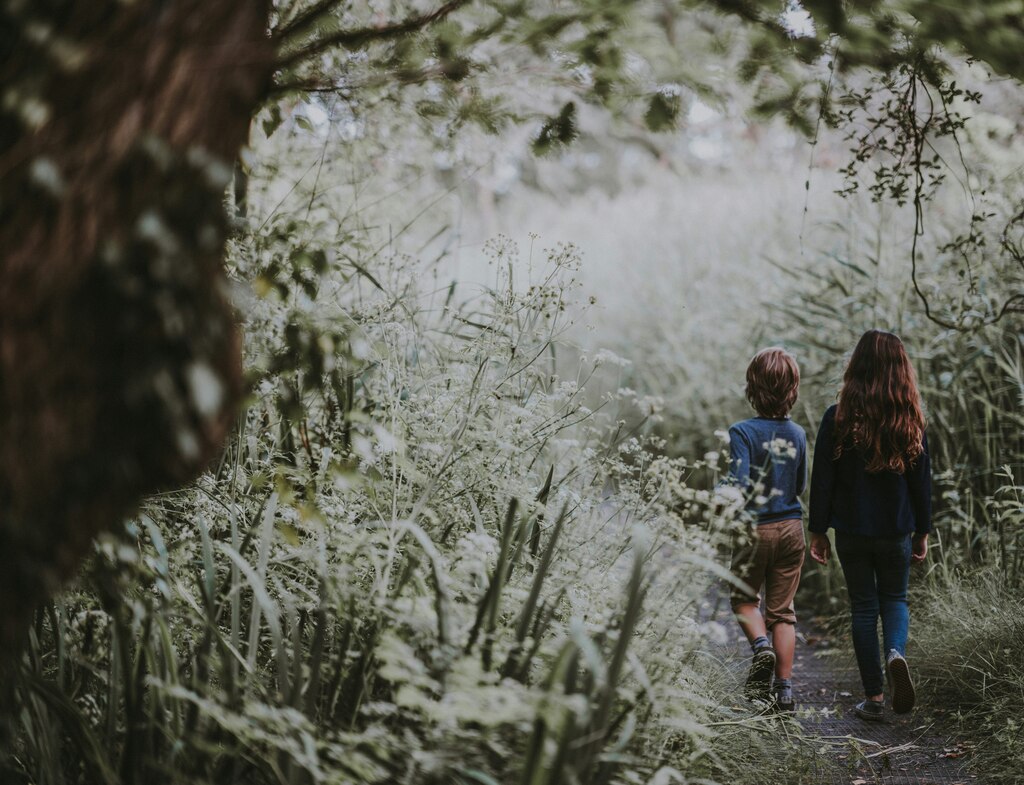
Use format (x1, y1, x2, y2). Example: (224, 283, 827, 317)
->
(774, 212, 1024, 580)
(911, 568, 1024, 784)
(2, 214, 816, 783)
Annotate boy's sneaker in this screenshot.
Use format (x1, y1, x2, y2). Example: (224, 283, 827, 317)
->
(887, 650, 916, 714)
(743, 645, 776, 701)
(854, 698, 885, 721)
(774, 686, 795, 712)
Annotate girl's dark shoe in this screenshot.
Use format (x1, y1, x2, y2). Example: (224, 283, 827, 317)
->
(887, 650, 916, 714)
(743, 646, 776, 701)
(854, 699, 885, 721)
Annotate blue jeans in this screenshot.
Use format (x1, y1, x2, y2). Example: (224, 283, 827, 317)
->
(834, 531, 912, 696)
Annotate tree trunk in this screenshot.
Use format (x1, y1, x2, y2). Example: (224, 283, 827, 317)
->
(0, 1, 274, 651)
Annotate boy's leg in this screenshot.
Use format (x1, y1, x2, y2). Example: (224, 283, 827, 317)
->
(730, 533, 768, 646)
(835, 531, 884, 700)
(770, 623, 796, 711)
(738, 608, 776, 701)
(734, 602, 768, 645)
(771, 622, 796, 679)
(763, 519, 804, 697)
(730, 532, 775, 700)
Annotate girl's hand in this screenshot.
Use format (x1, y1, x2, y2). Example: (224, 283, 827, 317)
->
(810, 532, 831, 564)
(911, 533, 928, 564)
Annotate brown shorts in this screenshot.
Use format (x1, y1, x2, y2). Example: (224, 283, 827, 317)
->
(729, 518, 805, 628)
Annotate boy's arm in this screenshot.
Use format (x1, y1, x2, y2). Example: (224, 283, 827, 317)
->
(808, 412, 835, 534)
(726, 425, 752, 490)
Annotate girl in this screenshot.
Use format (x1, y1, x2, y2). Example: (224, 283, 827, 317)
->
(808, 330, 931, 721)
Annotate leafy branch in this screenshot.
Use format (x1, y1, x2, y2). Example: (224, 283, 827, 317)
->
(830, 54, 1022, 331)
(275, 0, 471, 71)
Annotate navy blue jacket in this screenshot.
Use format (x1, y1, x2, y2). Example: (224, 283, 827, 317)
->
(809, 405, 932, 537)
(727, 416, 807, 524)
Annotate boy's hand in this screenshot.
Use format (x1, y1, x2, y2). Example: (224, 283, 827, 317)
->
(911, 533, 928, 564)
(810, 532, 831, 564)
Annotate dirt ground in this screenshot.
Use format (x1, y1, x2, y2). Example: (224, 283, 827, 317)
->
(705, 589, 979, 785)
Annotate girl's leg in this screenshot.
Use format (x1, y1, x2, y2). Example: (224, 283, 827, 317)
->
(876, 534, 912, 655)
(835, 531, 884, 698)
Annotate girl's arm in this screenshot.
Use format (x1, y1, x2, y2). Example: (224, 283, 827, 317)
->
(907, 431, 932, 536)
(808, 410, 835, 535)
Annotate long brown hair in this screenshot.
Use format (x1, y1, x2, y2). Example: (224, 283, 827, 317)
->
(834, 329, 925, 473)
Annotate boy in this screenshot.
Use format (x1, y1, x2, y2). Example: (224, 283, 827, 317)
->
(724, 347, 807, 710)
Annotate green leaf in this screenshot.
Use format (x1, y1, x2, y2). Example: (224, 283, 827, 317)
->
(261, 104, 284, 139)
(532, 101, 578, 156)
(644, 92, 680, 132)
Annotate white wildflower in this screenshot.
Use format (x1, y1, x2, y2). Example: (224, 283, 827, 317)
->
(592, 348, 632, 368)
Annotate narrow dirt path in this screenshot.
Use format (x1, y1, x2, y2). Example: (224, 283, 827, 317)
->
(794, 626, 977, 785)
(704, 592, 978, 785)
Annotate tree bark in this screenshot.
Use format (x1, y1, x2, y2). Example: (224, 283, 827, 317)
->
(0, 1, 274, 650)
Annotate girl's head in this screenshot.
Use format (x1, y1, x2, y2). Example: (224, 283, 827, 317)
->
(835, 329, 925, 473)
(745, 347, 800, 418)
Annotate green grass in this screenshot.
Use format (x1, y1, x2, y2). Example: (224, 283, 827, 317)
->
(911, 570, 1024, 784)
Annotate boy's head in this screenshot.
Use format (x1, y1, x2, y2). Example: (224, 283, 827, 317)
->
(745, 347, 799, 418)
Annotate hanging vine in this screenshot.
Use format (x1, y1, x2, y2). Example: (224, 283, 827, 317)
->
(828, 49, 1022, 330)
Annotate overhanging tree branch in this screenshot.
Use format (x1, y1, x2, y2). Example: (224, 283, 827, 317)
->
(276, 0, 470, 71)
(274, 0, 346, 42)
(271, 64, 449, 97)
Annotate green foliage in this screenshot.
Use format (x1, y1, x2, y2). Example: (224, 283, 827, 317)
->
(262, 0, 952, 161)
(644, 92, 681, 133)
(777, 242, 1024, 610)
(532, 102, 578, 156)
(911, 570, 1024, 784)
(5, 201, 806, 782)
